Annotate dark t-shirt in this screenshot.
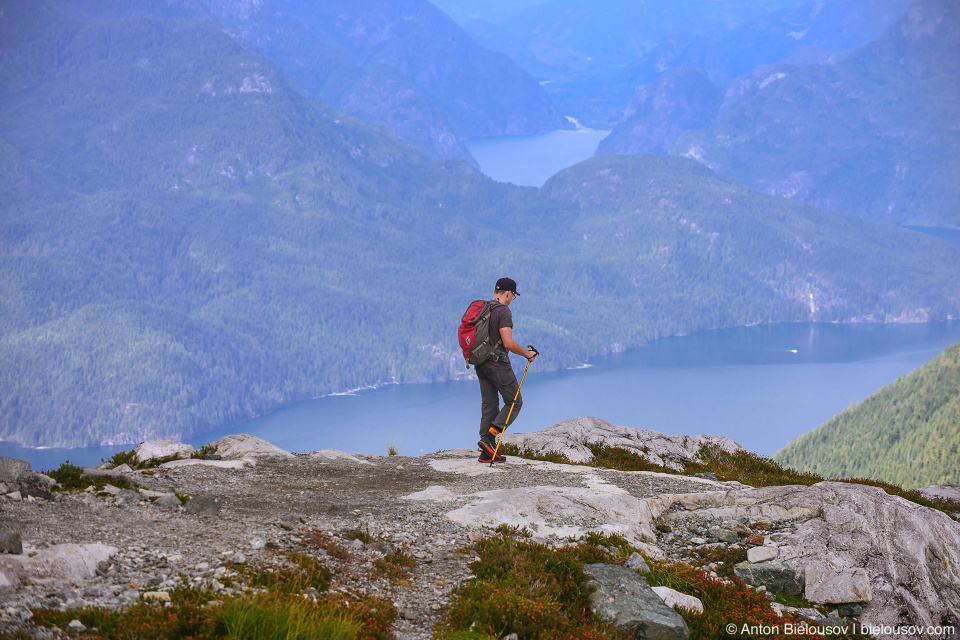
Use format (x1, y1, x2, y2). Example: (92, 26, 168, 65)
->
(485, 302, 513, 370)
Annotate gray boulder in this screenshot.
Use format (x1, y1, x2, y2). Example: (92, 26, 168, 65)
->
(584, 563, 689, 640)
(17, 471, 56, 500)
(0, 543, 117, 588)
(502, 416, 741, 469)
(184, 496, 223, 515)
(114, 490, 142, 506)
(917, 485, 960, 504)
(0, 457, 30, 483)
(212, 434, 293, 461)
(153, 494, 183, 509)
(733, 561, 804, 596)
(0, 533, 22, 555)
(626, 552, 651, 573)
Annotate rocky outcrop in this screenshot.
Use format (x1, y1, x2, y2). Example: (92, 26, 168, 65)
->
(0, 544, 117, 589)
(502, 416, 742, 469)
(919, 484, 960, 504)
(2, 430, 959, 637)
(657, 482, 960, 630)
(0, 457, 56, 500)
(131, 440, 194, 467)
(211, 434, 293, 461)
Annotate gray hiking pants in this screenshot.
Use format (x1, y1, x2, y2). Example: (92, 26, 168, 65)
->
(477, 363, 522, 436)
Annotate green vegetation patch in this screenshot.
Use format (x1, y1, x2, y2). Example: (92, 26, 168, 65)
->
(436, 531, 867, 640)
(213, 594, 360, 640)
(371, 548, 416, 583)
(44, 461, 133, 492)
(642, 560, 867, 639)
(22, 588, 393, 640)
(237, 552, 332, 595)
(435, 530, 628, 639)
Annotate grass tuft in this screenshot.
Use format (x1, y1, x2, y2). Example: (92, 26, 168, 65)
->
(214, 594, 359, 640)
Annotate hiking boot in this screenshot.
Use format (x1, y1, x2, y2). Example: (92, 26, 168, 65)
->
(478, 433, 498, 457)
(478, 451, 506, 463)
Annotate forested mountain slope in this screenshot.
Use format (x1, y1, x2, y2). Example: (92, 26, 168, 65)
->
(774, 341, 960, 488)
(260, 0, 567, 140)
(1, 1, 958, 447)
(205, 0, 471, 161)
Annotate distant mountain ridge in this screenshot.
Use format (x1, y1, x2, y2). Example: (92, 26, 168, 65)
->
(774, 340, 960, 489)
(599, 0, 960, 227)
(1, 1, 958, 447)
(463, 0, 910, 128)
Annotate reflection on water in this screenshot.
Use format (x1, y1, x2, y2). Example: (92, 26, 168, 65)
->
(5, 322, 957, 470)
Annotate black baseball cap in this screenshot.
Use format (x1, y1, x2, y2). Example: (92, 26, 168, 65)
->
(495, 277, 519, 295)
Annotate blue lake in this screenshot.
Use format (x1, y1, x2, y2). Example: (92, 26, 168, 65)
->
(5, 321, 958, 471)
(464, 125, 609, 187)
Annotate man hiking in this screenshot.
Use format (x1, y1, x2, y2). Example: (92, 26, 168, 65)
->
(475, 277, 537, 463)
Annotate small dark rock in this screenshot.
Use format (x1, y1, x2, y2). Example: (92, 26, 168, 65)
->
(837, 603, 863, 617)
(114, 490, 141, 506)
(733, 561, 804, 596)
(707, 526, 739, 544)
(691, 472, 718, 481)
(184, 496, 223, 515)
(203, 454, 222, 460)
(367, 540, 395, 555)
(153, 494, 183, 509)
(0, 532, 23, 555)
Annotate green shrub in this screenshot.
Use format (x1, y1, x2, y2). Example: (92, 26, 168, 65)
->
(44, 461, 132, 492)
(643, 560, 868, 640)
(106, 449, 136, 467)
(239, 553, 332, 595)
(436, 532, 627, 640)
(343, 526, 374, 544)
(303, 530, 353, 561)
(372, 548, 416, 582)
(29, 586, 223, 639)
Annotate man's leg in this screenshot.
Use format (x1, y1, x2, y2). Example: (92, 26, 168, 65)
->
(477, 366, 501, 438)
(491, 368, 522, 432)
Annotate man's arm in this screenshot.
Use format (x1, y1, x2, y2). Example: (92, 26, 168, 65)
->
(499, 327, 537, 360)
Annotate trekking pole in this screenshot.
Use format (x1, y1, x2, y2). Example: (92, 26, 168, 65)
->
(491, 345, 538, 465)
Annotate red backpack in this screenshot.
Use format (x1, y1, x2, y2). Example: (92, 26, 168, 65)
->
(458, 300, 507, 368)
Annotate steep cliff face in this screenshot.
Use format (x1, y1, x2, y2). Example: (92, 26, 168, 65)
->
(596, 67, 720, 155)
